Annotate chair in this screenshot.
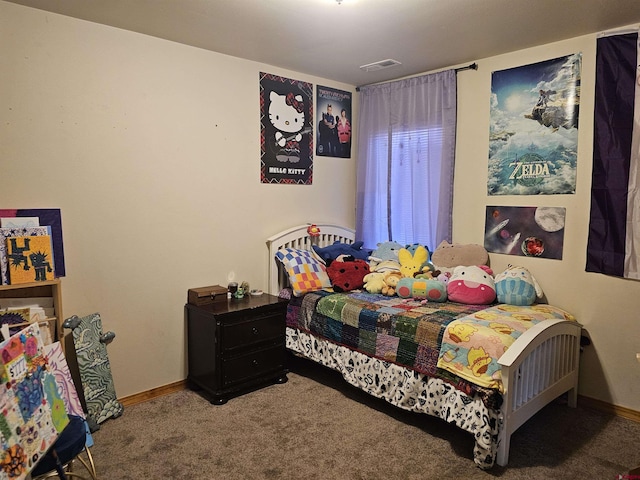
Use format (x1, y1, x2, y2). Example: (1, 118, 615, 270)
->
(30, 415, 98, 480)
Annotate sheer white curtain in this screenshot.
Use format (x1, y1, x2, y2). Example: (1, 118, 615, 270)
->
(355, 70, 457, 251)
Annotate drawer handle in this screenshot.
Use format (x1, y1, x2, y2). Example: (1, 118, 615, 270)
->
(252, 327, 259, 335)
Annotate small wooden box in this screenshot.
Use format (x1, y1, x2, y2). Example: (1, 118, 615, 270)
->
(188, 285, 228, 306)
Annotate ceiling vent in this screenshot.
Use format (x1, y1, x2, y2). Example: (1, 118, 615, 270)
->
(359, 59, 402, 72)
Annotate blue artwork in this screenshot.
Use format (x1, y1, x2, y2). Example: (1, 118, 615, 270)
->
(488, 54, 581, 195)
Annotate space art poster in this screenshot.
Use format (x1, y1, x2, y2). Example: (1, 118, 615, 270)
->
(316, 85, 352, 158)
(260, 72, 313, 184)
(488, 54, 581, 195)
(484, 206, 566, 260)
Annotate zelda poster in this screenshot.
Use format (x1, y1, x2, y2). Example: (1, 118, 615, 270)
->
(260, 72, 313, 185)
(488, 54, 581, 195)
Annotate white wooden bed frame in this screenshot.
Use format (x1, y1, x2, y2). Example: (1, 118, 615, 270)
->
(267, 223, 581, 467)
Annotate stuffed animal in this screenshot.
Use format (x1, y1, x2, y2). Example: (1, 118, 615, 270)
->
(327, 258, 370, 292)
(370, 259, 401, 274)
(404, 243, 435, 272)
(398, 245, 429, 278)
(494, 265, 543, 305)
(437, 271, 452, 285)
(396, 277, 448, 302)
(312, 241, 372, 266)
(381, 271, 402, 296)
(363, 272, 385, 294)
(368, 241, 403, 268)
(431, 241, 489, 274)
(447, 265, 496, 304)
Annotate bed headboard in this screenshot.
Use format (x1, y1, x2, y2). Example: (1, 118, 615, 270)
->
(266, 224, 356, 295)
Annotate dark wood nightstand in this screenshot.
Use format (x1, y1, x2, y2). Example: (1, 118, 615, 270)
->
(185, 293, 288, 404)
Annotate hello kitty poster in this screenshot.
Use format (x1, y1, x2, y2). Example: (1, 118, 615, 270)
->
(260, 72, 313, 184)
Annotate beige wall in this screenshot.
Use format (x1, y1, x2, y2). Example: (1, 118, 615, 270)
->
(455, 32, 640, 411)
(1, 2, 356, 398)
(2, 1, 638, 412)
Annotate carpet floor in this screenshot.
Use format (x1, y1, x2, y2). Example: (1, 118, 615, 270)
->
(89, 356, 640, 479)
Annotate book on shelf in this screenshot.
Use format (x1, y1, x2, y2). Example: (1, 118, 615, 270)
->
(0, 209, 66, 278)
(0, 307, 55, 344)
(0, 226, 51, 285)
(6, 234, 55, 285)
(0, 217, 40, 228)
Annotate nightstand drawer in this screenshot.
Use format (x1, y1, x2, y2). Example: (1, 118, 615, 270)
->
(222, 313, 284, 350)
(222, 345, 284, 386)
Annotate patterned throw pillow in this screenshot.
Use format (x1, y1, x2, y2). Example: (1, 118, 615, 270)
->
(275, 248, 332, 296)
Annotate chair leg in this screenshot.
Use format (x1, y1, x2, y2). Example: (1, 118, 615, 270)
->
(32, 447, 98, 480)
(74, 447, 98, 480)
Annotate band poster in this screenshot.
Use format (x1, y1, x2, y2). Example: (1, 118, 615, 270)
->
(316, 86, 352, 158)
(488, 54, 581, 195)
(260, 72, 313, 184)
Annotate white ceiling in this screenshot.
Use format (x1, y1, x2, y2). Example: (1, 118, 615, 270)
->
(5, 0, 640, 86)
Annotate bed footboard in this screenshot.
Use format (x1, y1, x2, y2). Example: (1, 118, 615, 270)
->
(496, 318, 582, 466)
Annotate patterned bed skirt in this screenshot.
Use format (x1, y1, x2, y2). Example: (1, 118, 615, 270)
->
(286, 326, 502, 469)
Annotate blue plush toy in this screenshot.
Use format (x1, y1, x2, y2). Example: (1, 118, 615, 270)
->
(312, 241, 372, 266)
(369, 241, 403, 268)
(494, 265, 543, 305)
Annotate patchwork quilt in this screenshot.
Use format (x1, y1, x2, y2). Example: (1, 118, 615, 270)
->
(286, 290, 491, 389)
(437, 304, 577, 393)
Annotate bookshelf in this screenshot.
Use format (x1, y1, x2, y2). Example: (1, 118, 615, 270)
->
(0, 279, 63, 343)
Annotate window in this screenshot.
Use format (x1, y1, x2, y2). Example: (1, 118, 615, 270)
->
(356, 70, 457, 252)
(368, 127, 445, 247)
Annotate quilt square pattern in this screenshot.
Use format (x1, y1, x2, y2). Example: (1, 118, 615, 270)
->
(291, 291, 488, 378)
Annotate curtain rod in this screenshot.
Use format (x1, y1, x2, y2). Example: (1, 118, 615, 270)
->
(455, 62, 478, 73)
(356, 62, 478, 91)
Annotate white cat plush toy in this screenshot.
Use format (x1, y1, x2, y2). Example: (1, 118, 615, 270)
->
(269, 91, 305, 163)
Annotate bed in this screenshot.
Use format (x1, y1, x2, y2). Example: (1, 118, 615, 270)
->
(267, 223, 582, 469)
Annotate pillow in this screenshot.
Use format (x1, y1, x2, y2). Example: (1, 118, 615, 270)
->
(326, 259, 369, 292)
(275, 248, 332, 296)
(312, 241, 372, 266)
(494, 265, 543, 306)
(447, 265, 496, 304)
(431, 241, 489, 273)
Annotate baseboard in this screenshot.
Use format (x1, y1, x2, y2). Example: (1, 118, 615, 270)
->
(119, 379, 187, 407)
(578, 394, 640, 423)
